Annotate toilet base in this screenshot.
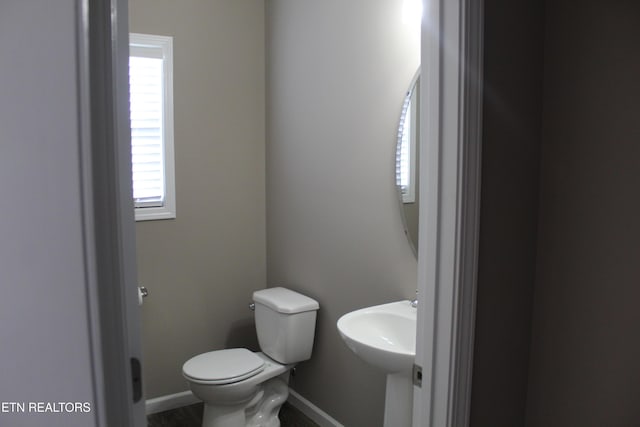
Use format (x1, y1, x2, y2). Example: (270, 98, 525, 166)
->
(202, 377, 289, 427)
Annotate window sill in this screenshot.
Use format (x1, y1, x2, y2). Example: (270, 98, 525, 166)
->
(135, 206, 176, 222)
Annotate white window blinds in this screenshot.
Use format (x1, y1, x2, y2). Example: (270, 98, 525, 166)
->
(399, 102, 412, 195)
(129, 33, 175, 221)
(396, 86, 416, 204)
(129, 55, 164, 207)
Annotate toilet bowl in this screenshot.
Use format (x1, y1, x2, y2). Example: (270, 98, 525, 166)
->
(184, 350, 291, 427)
(183, 287, 319, 427)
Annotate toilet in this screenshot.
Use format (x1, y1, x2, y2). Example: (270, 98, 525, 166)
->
(182, 287, 319, 427)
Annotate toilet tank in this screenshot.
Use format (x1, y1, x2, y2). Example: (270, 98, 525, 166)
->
(252, 287, 319, 364)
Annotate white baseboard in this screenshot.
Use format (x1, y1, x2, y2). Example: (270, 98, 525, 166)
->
(287, 388, 344, 427)
(145, 390, 200, 415)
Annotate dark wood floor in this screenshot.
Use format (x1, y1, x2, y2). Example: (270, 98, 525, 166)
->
(147, 402, 319, 427)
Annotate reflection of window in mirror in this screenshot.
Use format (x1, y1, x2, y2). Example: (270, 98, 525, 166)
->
(129, 33, 176, 221)
(399, 91, 417, 204)
(396, 72, 420, 255)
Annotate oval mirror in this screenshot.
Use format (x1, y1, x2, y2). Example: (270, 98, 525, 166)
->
(395, 70, 420, 256)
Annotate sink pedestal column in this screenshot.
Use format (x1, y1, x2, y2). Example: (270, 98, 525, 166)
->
(383, 371, 413, 427)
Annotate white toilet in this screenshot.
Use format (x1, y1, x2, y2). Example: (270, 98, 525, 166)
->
(182, 287, 319, 427)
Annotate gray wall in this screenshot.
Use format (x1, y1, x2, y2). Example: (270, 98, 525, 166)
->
(526, 1, 640, 425)
(472, 1, 640, 425)
(470, 0, 544, 424)
(129, 0, 267, 399)
(266, 1, 420, 425)
(0, 1, 99, 426)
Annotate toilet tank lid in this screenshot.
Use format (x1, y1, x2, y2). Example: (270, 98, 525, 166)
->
(253, 287, 319, 314)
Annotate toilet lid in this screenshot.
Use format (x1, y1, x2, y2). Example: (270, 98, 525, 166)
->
(182, 348, 265, 384)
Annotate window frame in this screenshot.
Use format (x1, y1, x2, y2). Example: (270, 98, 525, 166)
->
(400, 95, 417, 204)
(129, 32, 176, 221)
(397, 74, 419, 205)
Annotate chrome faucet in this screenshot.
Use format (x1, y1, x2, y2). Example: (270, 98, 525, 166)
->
(410, 290, 418, 308)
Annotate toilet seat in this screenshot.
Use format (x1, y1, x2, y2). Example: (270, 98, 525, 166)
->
(183, 348, 265, 385)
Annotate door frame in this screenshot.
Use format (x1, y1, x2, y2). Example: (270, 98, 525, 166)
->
(88, 0, 484, 425)
(413, 0, 483, 426)
(83, 0, 146, 425)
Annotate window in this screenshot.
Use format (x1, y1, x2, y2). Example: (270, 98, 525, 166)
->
(397, 83, 417, 204)
(398, 101, 415, 203)
(129, 33, 175, 221)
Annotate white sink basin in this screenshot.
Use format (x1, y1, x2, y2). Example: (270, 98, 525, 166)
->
(337, 300, 416, 373)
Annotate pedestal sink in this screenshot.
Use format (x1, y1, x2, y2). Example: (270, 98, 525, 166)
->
(337, 300, 416, 427)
